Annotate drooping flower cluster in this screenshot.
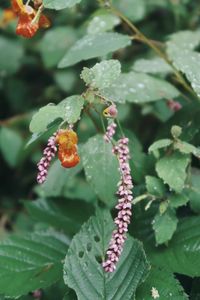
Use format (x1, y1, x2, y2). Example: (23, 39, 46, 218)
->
(37, 129, 80, 184)
(103, 116, 133, 272)
(37, 133, 57, 184)
(104, 122, 117, 143)
(7, 0, 50, 38)
(56, 129, 80, 168)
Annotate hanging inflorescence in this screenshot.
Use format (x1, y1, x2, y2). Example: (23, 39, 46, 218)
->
(102, 106, 134, 273)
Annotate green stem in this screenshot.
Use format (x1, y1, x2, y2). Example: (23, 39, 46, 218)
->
(110, 5, 198, 100)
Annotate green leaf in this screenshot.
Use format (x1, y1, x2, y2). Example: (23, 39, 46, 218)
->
(174, 140, 200, 158)
(156, 152, 190, 193)
(38, 160, 82, 198)
(87, 11, 120, 35)
(43, 0, 81, 10)
(132, 57, 172, 74)
(148, 139, 172, 153)
(0, 127, 23, 167)
(54, 70, 77, 92)
(136, 266, 188, 300)
(150, 216, 200, 277)
(58, 95, 84, 124)
(29, 104, 63, 133)
(145, 176, 166, 197)
(0, 37, 24, 75)
(81, 135, 120, 207)
(39, 27, 77, 68)
(101, 72, 180, 103)
(25, 198, 94, 236)
(115, 0, 146, 22)
(167, 31, 200, 97)
(64, 210, 150, 300)
(81, 60, 121, 89)
(169, 193, 189, 208)
(0, 231, 69, 298)
(152, 208, 178, 245)
(58, 32, 131, 68)
(185, 168, 200, 213)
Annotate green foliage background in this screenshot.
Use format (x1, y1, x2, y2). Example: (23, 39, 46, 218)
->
(0, 0, 200, 299)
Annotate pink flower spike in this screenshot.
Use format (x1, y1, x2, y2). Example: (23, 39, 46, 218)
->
(37, 133, 57, 184)
(102, 137, 133, 273)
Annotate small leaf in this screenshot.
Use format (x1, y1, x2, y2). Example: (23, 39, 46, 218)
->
(136, 266, 188, 300)
(132, 57, 172, 74)
(43, 0, 81, 10)
(0, 231, 69, 298)
(101, 72, 180, 103)
(156, 152, 190, 193)
(58, 95, 84, 124)
(81, 60, 121, 89)
(30, 104, 64, 133)
(0, 127, 23, 167)
(81, 135, 120, 207)
(58, 32, 131, 68)
(148, 139, 172, 153)
(169, 194, 189, 208)
(64, 210, 150, 300)
(115, 0, 146, 22)
(171, 125, 182, 139)
(152, 208, 178, 245)
(145, 176, 166, 197)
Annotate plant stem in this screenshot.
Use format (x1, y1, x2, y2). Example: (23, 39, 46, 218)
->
(110, 5, 198, 100)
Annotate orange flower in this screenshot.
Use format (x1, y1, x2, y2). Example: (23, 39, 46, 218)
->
(11, 0, 50, 38)
(56, 130, 80, 168)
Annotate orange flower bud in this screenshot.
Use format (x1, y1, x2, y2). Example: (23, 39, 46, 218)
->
(56, 130, 78, 146)
(39, 14, 51, 28)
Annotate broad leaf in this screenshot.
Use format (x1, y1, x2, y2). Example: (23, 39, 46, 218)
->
(58, 95, 84, 124)
(185, 168, 200, 213)
(81, 60, 121, 89)
(150, 216, 200, 277)
(136, 266, 188, 300)
(174, 140, 200, 158)
(133, 57, 172, 74)
(0, 127, 23, 167)
(29, 105, 63, 133)
(81, 135, 120, 207)
(39, 27, 77, 68)
(0, 37, 24, 75)
(101, 72, 180, 103)
(64, 210, 150, 300)
(58, 32, 131, 68)
(115, 0, 146, 22)
(145, 176, 166, 197)
(87, 11, 120, 35)
(25, 198, 94, 236)
(156, 152, 190, 193)
(168, 193, 189, 208)
(0, 231, 69, 298)
(167, 31, 200, 97)
(43, 0, 81, 10)
(152, 208, 178, 245)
